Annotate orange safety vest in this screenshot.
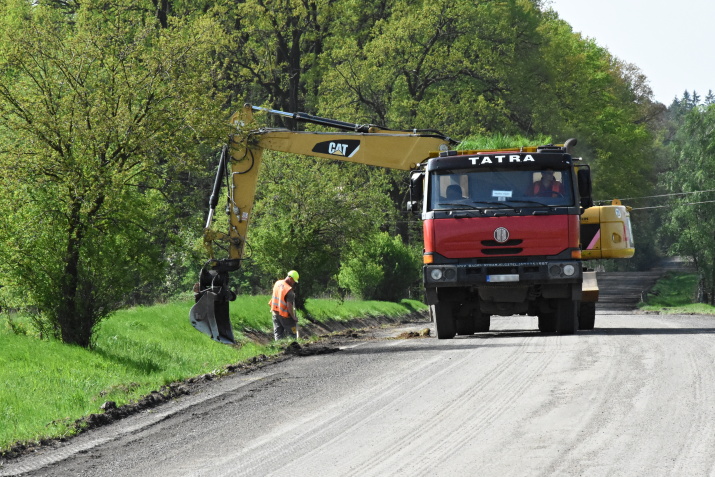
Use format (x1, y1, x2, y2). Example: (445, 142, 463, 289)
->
(269, 279, 293, 318)
(533, 180, 563, 197)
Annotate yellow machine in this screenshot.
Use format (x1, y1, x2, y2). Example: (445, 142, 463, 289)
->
(190, 105, 456, 343)
(581, 199, 635, 260)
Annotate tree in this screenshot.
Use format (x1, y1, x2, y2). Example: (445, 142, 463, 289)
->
(659, 104, 715, 303)
(0, 0, 230, 346)
(338, 231, 420, 301)
(244, 151, 395, 309)
(319, 0, 521, 135)
(223, 0, 332, 115)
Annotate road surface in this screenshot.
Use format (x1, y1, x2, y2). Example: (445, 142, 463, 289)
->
(4, 272, 715, 476)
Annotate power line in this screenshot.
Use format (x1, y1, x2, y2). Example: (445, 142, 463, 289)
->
(631, 189, 715, 200)
(594, 189, 715, 205)
(631, 199, 715, 211)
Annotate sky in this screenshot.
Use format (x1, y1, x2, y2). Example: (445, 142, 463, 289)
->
(547, 0, 715, 105)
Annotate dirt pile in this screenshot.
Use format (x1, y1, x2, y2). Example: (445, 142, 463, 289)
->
(283, 341, 340, 356)
(394, 328, 431, 339)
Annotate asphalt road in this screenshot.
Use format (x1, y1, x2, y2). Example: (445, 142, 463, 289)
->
(5, 272, 715, 477)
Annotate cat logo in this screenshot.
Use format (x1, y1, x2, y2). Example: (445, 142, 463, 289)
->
(329, 142, 348, 155)
(312, 140, 360, 158)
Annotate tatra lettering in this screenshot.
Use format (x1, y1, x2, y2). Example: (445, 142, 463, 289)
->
(468, 153, 537, 165)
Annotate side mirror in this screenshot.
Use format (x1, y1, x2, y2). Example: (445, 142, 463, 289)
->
(407, 171, 424, 213)
(577, 166, 593, 209)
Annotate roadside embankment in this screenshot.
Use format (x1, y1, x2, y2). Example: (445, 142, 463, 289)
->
(243, 310, 430, 343)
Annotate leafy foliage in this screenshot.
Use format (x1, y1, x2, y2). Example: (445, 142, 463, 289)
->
(243, 152, 395, 308)
(0, 0, 229, 346)
(338, 231, 421, 301)
(659, 103, 715, 303)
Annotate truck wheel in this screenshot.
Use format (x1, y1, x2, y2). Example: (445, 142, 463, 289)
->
(457, 311, 490, 334)
(555, 298, 578, 334)
(538, 313, 556, 332)
(431, 303, 456, 339)
(474, 312, 490, 332)
(579, 302, 596, 330)
(456, 315, 475, 335)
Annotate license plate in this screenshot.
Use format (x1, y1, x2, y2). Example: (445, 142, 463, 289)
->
(487, 274, 519, 283)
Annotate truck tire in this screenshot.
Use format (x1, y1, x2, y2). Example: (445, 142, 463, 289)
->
(579, 302, 596, 330)
(457, 311, 490, 334)
(538, 313, 556, 332)
(474, 312, 490, 332)
(555, 298, 578, 334)
(455, 315, 475, 335)
(431, 303, 456, 339)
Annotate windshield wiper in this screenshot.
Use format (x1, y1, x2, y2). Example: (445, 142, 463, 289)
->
(502, 199, 549, 207)
(438, 202, 483, 210)
(469, 201, 512, 209)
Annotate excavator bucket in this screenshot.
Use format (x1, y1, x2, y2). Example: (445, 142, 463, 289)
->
(189, 289, 236, 344)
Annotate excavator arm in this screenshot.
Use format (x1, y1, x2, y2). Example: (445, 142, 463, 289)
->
(189, 104, 455, 343)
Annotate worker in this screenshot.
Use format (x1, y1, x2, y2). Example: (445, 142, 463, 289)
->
(532, 169, 564, 197)
(269, 270, 300, 340)
(445, 184, 463, 200)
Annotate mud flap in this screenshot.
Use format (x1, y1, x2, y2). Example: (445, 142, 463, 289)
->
(189, 291, 236, 344)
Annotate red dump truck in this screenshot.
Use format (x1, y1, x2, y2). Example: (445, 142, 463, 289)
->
(410, 142, 634, 338)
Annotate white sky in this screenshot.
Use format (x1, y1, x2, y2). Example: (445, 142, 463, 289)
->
(547, 0, 715, 105)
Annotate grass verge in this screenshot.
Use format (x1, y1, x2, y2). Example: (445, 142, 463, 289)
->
(0, 295, 426, 453)
(639, 272, 715, 314)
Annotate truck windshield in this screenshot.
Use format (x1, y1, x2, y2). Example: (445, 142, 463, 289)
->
(430, 167, 574, 210)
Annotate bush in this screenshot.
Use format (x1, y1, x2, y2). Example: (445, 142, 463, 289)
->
(337, 232, 420, 301)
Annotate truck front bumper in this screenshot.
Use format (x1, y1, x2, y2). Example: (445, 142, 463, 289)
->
(424, 260, 582, 287)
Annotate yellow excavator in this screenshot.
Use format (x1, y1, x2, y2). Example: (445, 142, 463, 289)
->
(190, 105, 634, 343)
(189, 104, 457, 343)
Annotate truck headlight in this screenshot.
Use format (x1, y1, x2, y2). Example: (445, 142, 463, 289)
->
(548, 263, 579, 278)
(426, 266, 457, 283)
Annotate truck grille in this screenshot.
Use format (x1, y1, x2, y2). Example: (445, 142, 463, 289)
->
(481, 239, 523, 255)
(481, 239, 522, 247)
(482, 248, 523, 255)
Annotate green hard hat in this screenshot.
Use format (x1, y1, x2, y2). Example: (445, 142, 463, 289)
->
(287, 270, 299, 283)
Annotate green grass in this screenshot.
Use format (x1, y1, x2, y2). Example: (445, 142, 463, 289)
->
(0, 295, 425, 452)
(305, 297, 425, 321)
(458, 133, 553, 151)
(639, 272, 715, 314)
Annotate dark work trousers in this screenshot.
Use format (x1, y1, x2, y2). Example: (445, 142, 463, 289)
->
(272, 312, 297, 340)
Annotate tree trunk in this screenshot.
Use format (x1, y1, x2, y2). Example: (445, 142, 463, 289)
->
(58, 202, 87, 346)
(57, 194, 104, 347)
